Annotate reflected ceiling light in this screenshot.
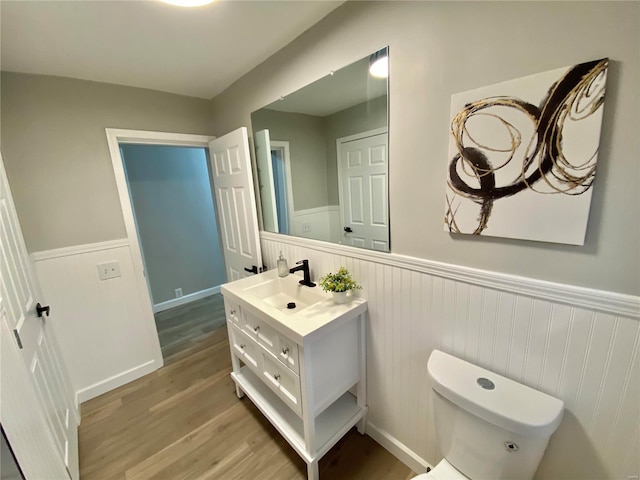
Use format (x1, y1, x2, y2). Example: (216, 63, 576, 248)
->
(159, 0, 215, 7)
(369, 48, 389, 78)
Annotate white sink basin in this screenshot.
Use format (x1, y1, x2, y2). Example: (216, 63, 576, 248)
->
(221, 269, 367, 344)
(244, 276, 326, 315)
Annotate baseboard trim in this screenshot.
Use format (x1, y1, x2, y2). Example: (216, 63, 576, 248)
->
(31, 239, 130, 262)
(152, 286, 221, 313)
(76, 359, 160, 404)
(260, 232, 640, 319)
(366, 421, 432, 475)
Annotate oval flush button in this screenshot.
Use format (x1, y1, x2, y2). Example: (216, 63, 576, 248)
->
(477, 377, 495, 390)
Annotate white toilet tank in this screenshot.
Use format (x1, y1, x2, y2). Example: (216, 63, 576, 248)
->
(428, 350, 564, 480)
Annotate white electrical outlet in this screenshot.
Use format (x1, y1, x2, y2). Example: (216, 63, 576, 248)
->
(97, 261, 121, 280)
(175, 288, 183, 298)
(302, 223, 312, 233)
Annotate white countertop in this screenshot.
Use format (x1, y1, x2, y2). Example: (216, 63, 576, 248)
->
(221, 269, 368, 345)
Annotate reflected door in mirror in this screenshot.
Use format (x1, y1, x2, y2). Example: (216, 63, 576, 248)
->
(339, 130, 389, 251)
(250, 47, 390, 252)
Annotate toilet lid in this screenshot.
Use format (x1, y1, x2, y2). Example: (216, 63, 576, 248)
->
(411, 459, 469, 480)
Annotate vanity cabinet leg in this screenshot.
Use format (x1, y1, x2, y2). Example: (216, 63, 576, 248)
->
(356, 312, 367, 435)
(227, 325, 245, 399)
(357, 416, 366, 435)
(307, 460, 319, 480)
(235, 384, 244, 399)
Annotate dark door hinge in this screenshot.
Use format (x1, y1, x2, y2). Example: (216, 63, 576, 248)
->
(13, 329, 23, 349)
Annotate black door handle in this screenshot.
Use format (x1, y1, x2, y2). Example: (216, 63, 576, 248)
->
(36, 303, 50, 318)
(244, 265, 267, 275)
(344, 227, 353, 233)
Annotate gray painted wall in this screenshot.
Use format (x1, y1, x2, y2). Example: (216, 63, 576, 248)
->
(0, 73, 212, 252)
(251, 109, 328, 210)
(324, 95, 387, 204)
(210, 1, 640, 296)
(252, 95, 387, 209)
(121, 145, 225, 304)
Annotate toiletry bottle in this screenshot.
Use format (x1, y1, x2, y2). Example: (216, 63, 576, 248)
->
(277, 251, 289, 277)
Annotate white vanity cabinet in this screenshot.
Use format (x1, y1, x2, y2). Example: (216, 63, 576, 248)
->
(221, 270, 368, 480)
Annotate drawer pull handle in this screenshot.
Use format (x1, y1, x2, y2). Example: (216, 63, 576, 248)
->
(240, 344, 245, 349)
(253, 325, 260, 332)
(230, 309, 236, 315)
(273, 373, 281, 381)
(281, 347, 289, 355)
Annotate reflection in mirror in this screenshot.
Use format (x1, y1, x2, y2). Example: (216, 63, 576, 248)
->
(251, 47, 390, 252)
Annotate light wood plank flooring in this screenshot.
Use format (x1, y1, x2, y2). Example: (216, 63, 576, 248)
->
(79, 324, 416, 479)
(154, 294, 226, 363)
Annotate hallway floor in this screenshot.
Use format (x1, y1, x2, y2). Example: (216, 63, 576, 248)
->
(154, 293, 226, 363)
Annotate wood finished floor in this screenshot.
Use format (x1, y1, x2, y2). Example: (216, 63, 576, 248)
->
(154, 294, 226, 363)
(79, 324, 416, 480)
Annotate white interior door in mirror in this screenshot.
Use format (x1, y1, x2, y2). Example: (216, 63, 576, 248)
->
(208, 127, 263, 281)
(338, 129, 389, 251)
(250, 47, 390, 253)
(254, 129, 279, 233)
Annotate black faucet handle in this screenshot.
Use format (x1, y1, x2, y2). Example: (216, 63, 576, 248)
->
(296, 259, 308, 265)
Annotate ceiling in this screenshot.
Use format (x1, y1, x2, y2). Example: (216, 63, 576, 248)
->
(0, 0, 343, 99)
(262, 54, 387, 117)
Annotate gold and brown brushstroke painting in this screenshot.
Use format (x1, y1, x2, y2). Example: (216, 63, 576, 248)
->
(445, 58, 608, 244)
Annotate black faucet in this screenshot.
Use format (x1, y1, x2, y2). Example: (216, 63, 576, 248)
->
(289, 260, 316, 287)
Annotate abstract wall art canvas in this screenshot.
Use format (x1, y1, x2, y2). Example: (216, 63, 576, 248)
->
(444, 59, 608, 245)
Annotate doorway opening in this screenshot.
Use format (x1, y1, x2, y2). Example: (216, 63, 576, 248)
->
(118, 143, 227, 361)
(106, 129, 227, 365)
(107, 127, 263, 364)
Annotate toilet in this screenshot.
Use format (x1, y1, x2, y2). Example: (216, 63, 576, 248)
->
(413, 350, 564, 480)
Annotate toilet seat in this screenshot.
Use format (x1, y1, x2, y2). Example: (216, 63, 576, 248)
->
(411, 459, 469, 480)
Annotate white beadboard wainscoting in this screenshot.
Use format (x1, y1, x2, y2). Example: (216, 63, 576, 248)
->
(291, 206, 341, 244)
(261, 232, 640, 480)
(31, 239, 163, 403)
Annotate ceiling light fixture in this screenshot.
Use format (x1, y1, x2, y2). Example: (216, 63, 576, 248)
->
(369, 48, 389, 79)
(159, 0, 215, 7)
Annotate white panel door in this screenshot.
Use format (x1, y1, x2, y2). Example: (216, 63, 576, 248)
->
(0, 154, 79, 479)
(254, 129, 279, 233)
(208, 127, 263, 281)
(339, 132, 389, 251)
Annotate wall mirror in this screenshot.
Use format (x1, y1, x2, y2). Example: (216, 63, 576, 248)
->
(250, 47, 390, 252)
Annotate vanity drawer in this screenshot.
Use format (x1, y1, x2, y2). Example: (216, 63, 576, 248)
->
(277, 336, 299, 374)
(262, 353, 302, 415)
(229, 324, 261, 372)
(243, 312, 277, 352)
(224, 299, 243, 327)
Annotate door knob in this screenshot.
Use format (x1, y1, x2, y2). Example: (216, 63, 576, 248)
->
(344, 227, 353, 233)
(36, 303, 50, 318)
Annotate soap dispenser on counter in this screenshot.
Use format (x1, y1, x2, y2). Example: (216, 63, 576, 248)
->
(277, 251, 289, 277)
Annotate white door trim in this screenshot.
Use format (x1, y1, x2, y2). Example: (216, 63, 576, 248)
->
(336, 126, 388, 146)
(270, 140, 294, 234)
(105, 128, 215, 366)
